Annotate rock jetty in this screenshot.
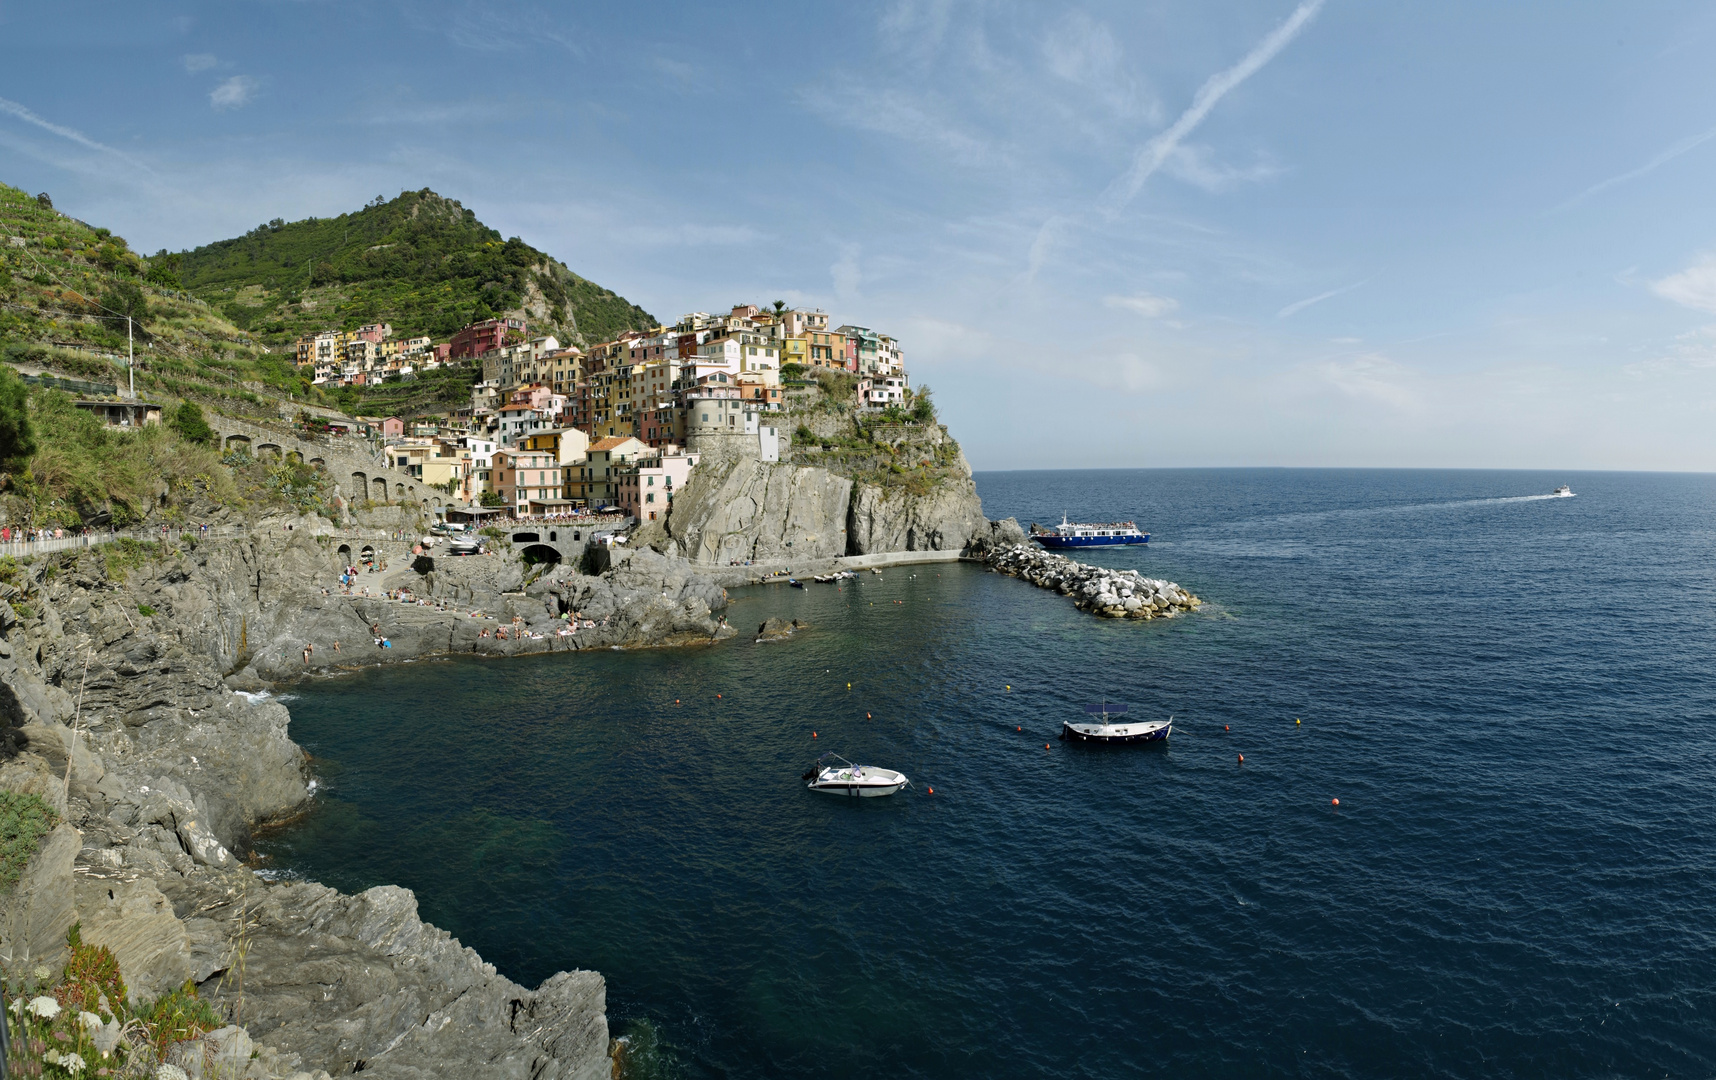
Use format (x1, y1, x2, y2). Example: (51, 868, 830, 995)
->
(976, 543, 1202, 619)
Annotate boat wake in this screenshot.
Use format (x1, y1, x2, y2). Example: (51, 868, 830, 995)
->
(1237, 492, 1569, 529)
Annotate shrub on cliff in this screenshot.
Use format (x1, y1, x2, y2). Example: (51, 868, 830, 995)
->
(0, 789, 57, 893)
(170, 400, 214, 446)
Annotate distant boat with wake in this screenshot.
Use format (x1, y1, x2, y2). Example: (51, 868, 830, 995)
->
(1551, 485, 1574, 498)
(1030, 514, 1149, 549)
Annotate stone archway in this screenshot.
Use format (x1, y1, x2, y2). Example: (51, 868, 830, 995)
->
(286, 449, 303, 463)
(310, 457, 326, 468)
(519, 544, 560, 566)
(395, 483, 405, 498)
(225, 434, 251, 452)
(372, 477, 388, 502)
(351, 472, 367, 499)
(256, 443, 282, 460)
(337, 543, 352, 559)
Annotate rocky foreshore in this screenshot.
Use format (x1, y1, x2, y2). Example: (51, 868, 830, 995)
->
(0, 517, 697, 1078)
(972, 539, 1202, 619)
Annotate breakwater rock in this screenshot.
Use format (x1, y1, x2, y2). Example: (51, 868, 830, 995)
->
(975, 543, 1202, 619)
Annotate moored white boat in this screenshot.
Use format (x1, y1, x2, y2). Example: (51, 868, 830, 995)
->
(802, 753, 909, 797)
(1059, 703, 1171, 744)
(1030, 514, 1149, 549)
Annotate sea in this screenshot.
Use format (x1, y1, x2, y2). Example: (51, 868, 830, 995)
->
(258, 469, 1716, 1078)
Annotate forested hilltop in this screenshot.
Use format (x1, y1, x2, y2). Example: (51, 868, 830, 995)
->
(173, 188, 656, 347)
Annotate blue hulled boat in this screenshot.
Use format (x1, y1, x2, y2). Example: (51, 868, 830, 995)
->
(1030, 514, 1149, 549)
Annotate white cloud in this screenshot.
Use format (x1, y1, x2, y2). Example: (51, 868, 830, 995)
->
(799, 81, 1001, 168)
(210, 76, 257, 110)
(1103, 0, 1324, 211)
(1315, 353, 1419, 411)
(182, 53, 218, 74)
(1105, 292, 1180, 318)
(1652, 255, 1716, 314)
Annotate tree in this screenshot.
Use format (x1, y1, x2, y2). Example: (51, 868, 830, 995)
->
(34, 192, 51, 210)
(911, 384, 935, 423)
(479, 490, 504, 507)
(0, 365, 35, 469)
(773, 300, 786, 315)
(171, 401, 214, 445)
(145, 251, 183, 289)
(99, 280, 149, 329)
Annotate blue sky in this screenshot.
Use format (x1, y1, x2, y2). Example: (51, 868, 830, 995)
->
(4, 1, 1716, 470)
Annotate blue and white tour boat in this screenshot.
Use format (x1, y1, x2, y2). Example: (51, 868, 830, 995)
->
(1060, 703, 1172, 745)
(1030, 515, 1149, 549)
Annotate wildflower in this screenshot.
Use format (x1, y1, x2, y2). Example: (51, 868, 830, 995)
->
(58, 1051, 86, 1075)
(28, 994, 62, 1018)
(79, 1011, 102, 1032)
(32, 964, 51, 982)
(8, 997, 22, 1016)
(156, 1065, 191, 1080)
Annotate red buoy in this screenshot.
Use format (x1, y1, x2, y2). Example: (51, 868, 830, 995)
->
(867, 713, 872, 719)
(1224, 725, 1230, 731)
(1237, 754, 1244, 763)
(1331, 798, 1340, 806)
(927, 787, 934, 794)
(812, 732, 817, 738)
(1046, 744, 1051, 750)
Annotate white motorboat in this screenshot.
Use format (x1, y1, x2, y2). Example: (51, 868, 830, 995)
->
(1060, 703, 1171, 745)
(1551, 485, 1574, 497)
(802, 753, 909, 797)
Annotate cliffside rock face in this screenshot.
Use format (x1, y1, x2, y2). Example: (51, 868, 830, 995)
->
(664, 456, 853, 564)
(662, 451, 990, 564)
(846, 473, 989, 555)
(183, 880, 609, 1080)
(0, 522, 631, 1078)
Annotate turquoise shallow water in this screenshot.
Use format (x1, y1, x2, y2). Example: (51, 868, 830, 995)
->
(262, 469, 1716, 1078)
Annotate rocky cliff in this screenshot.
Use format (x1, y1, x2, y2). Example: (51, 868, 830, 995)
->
(660, 397, 990, 565)
(0, 518, 732, 1077)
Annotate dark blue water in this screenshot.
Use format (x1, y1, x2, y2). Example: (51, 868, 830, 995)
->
(261, 469, 1716, 1078)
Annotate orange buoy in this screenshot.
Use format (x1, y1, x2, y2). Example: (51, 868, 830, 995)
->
(1224, 725, 1230, 731)
(1331, 798, 1339, 806)
(813, 731, 818, 738)
(717, 694, 722, 698)
(866, 712, 872, 719)
(927, 787, 934, 794)
(1045, 744, 1051, 749)
(1016, 726, 1021, 732)
(1237, 754, 1244, 763)
(675, 699, 680, 704)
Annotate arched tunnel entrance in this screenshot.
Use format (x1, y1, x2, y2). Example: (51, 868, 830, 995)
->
(519, 544, 561, 566)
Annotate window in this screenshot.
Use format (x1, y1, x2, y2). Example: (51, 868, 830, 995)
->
(647, 493, 655, 503)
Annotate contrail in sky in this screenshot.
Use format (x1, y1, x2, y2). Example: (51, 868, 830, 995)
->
(1552, 124, 1716, 212)
(1102, 0, 1324, 213)
(0, 96, 153, 173)
(1279, 279, 1367, 318)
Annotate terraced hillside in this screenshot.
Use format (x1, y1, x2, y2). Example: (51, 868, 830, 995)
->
(175, 188, 657, 348)
(0, 182, 306, 417)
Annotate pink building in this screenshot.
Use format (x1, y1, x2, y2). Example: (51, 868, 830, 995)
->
(379, 416, 405, 437)
(617, 447, 700, 522)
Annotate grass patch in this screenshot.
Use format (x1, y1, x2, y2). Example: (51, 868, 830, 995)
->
(0, 790, 58, 893)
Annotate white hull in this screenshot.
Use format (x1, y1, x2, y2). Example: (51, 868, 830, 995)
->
(808, 780, 907, 797)
(806, 763, 908, 797)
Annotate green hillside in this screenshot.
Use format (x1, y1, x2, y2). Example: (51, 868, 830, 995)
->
(0, 181, 307, 417)
(175, 188, 658, 347)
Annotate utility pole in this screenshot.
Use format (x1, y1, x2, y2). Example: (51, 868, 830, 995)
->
(127, 316, 135, 399)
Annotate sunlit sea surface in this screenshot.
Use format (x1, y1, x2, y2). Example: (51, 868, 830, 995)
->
(261, 469, 1716, 1078)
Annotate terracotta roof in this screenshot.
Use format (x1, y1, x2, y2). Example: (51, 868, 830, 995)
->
(588, 436, 641, 451)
